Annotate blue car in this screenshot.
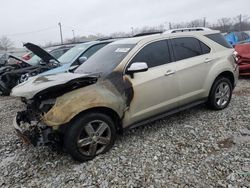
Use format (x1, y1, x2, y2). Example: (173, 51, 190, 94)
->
(39, 40, 114, 76)
(225, 31, 250, 46)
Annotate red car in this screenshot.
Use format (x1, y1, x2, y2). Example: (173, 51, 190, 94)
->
(234, 43, 250, 76)
(22, 52, 34, 61)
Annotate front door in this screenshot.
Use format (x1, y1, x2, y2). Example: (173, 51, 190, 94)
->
(122, 39, 180, 127)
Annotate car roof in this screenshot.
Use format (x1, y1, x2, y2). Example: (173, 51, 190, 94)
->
(72, 39, 118, 48)
(112, 29, 220, 45)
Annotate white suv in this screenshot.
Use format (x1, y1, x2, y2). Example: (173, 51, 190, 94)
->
(12, 29, 239, 161)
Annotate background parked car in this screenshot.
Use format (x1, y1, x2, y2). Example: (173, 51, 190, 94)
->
(225, 31, 250, 46)
(38, 39, 116, 76)
(234, 43, 250, 76)
(0, 43, 73, 95)
(0, 53, 8, 66)
(22, 51, 34, 61)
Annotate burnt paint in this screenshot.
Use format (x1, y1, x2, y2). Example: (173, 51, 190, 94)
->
(105, 71, 134, 107)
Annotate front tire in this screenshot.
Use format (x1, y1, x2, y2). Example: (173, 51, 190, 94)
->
(64, 112, 116, 162)
(207, 77, 233, 110)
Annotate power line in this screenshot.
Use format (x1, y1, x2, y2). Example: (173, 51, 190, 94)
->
(5, 26, 57, 37)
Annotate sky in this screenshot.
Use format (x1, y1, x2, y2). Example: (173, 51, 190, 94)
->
(0, 0, 249, 47)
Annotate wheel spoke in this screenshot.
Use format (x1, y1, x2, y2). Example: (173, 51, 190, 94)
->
(84, 124, 95, 136)
(97, 137, 110, 145)
(218, 98, 222, 106)
(78, 137, 92, 147)
(89, 143, 97, 156)
(215, 92, 221, 99)
(224, 94, 230, 101)
(96, 123, 108, 136)
(223, 85, 229, 95)
(219, 84, 224, 92)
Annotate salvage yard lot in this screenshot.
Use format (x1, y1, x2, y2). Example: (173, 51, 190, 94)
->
(0, 80, 249, 187)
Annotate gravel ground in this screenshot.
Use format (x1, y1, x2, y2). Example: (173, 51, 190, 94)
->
(0, 79, 249, 187)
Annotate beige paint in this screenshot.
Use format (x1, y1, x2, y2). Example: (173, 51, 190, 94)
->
(41, 31, 239, 129)
(42, 80, 126, 126)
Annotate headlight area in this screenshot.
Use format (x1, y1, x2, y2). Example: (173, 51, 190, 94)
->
(14, 98, 63, 148)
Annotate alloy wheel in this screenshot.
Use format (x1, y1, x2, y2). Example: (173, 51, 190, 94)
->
(215, 82, 231, 107)
(77, 120, 111, 156)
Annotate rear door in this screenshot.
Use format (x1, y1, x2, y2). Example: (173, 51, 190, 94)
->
(170, 37, 212, 105)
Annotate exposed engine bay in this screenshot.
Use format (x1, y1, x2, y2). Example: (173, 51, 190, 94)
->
(14, 75, 98, 147)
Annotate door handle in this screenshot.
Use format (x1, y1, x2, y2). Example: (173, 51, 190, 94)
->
(165, 70, 175, 76)
(204, 58, 213, 63)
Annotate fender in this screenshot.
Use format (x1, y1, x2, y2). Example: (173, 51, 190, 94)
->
(203, 55, 237, 97)
(42, 80, 126, 127)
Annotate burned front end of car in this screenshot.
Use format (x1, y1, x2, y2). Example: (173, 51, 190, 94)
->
(12, 74, 98, 148)
(14, 97, 63, 147)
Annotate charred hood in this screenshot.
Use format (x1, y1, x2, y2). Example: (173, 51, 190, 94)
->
(11, 73, 98, 100)
(34, 76, 98, 100)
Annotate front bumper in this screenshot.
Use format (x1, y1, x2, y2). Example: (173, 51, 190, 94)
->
(13, 111, 56, 146)
(13, 117, 32, 144)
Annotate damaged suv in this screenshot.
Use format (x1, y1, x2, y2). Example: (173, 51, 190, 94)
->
(12, 29, 238, 162)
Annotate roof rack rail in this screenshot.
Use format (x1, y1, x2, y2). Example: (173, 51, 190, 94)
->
(165, 27, 212, 34)
(133, 31, 163, 37)
(96, 36, 127, 41)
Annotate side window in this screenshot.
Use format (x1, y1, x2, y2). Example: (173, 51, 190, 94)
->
(200, 41, 211, 54)
(172, 37, 203, 61)
(205, 33, 232, 48)
(80, 43, 107, 59)
(242, 32, 249, 41)
(130, 40, 171, 68)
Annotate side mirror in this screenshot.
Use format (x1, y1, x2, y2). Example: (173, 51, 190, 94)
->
(78, 56, 87, 64)
(126, 62, 148, 77)
(46, 59, 58, 67)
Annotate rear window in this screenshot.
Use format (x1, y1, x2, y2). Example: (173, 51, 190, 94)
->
(205, 33, 232, 48)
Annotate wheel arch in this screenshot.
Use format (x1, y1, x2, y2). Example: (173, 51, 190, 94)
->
(69, 106, 123, 133)
(216, 71, 235, 87)
(208, 70, 235, 97)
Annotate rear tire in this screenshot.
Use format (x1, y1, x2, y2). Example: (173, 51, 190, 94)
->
(207, 77, 232, 110)
(64, 112, 116, 162)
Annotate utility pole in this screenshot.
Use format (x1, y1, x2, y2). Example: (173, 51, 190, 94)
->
(239, 14, 242, 31)
(169, 22, 172, 30)
(72, 30, 76, 42)
(58, 22, 63, 45)
(203, 17, 206, 27)
(131, 27, 134, 36)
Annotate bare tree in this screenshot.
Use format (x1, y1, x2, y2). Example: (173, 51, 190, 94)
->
(0, 36, 13, 51)
(187, 19, 204, 27)
(217, 17, 232, 32)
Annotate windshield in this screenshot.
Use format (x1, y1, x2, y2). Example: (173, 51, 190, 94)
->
(58, 43, 91, 64)
(27, 55, 42, 66)
(75, 44, 135, 76)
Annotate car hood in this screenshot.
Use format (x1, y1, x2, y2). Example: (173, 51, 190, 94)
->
(24, 43, 60, 64)
(11, 72, 98, 99)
